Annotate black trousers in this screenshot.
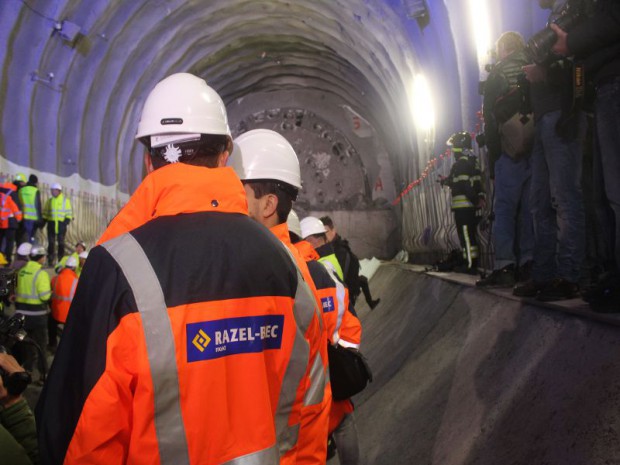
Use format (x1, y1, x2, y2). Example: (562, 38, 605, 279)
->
(0, 228, 16, 262)
(47, 221, 67, 263)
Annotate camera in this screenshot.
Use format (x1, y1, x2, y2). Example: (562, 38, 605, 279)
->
(0, 314, 31, 396)
(528, 1, 583, 64)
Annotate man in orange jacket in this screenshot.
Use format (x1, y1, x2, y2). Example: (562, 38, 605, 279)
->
(0, 178, 23, 263)
(230, 129, 331, 464)
(49, 255, 79, 351)
(36, 73, 323, 465)
(288, 210, 363, 465)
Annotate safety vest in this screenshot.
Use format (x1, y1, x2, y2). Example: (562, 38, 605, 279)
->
(44, 194, 72, 233)
(15, 260, 51, 314)
(37, 164, 326, 465)
(19, 185, 39, 220)
(51, 268, 78, 323)
(444, 152, 485, 210)
(0, 191, 22, 228)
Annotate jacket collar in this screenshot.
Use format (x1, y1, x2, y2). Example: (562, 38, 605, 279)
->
(294, 240, 320, 261)
(98, 164, 248, 244)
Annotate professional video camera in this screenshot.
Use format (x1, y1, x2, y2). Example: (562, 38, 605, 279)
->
(0, 314, 32, 396)
(527, 0, 584, 64)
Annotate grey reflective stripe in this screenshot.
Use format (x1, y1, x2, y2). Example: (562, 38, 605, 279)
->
(15, 309, 48, 316)
(52, 277, 77, 302)
(17, 269, 49, 301)
(274, 265, 311, 455)
(103, 234, 190, 465)
(303, 350, 326, 407)
(222, 444, 279, 465)
(323, 265, 346, 343)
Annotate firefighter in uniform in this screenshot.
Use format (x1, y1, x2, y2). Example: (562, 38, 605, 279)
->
(288, 211, 363, 465)
(43, 183, 72, 265)
(14, 244, 50, 380)
(230, 129, 331, 464)
(48, 255, 79, 351)
(439, 132, 486, 273)
(36, 73, 324, 465)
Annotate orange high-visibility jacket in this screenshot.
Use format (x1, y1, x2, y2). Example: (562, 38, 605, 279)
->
(270, 223, 331, 465)
(294, 239, 363, 434)
(50, 267, 78, 323)
(36, 164, 323, 465)
(0, 191, 23, 228)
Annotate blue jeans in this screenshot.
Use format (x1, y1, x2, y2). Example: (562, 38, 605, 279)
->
(594, 76, 620, 271)
(493, 153, 534, 269)
(530, 110, 585, 283)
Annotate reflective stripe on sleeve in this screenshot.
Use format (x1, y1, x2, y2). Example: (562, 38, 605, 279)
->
(222, 444, 279, 465)
(103, 234, 190, 465)
(303, 351, 326, 407)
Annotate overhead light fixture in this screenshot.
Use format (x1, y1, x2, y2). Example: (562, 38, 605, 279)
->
(469, 0, 492, 74)
(411, 73, 435, 133)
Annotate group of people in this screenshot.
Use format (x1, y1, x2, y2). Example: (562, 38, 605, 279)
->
(0, 173, 73, 266)
(441, 0, 619, 312)
(3, 72, 380, 465)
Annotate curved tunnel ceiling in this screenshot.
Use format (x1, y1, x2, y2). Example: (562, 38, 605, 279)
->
(2, 1, 545, 201)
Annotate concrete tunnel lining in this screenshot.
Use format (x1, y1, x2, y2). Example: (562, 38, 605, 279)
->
(346, 263, 620, 465)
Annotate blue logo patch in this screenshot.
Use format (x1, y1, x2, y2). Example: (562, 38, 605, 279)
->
(187, 315, 284, 362)
(321, 296, 335, 313)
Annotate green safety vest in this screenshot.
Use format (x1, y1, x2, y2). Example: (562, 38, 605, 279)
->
(44, 194, 73, 233)
(318, 253, 344, 281)
(16, 260, 51, 312)
(19, 186, 39, 220)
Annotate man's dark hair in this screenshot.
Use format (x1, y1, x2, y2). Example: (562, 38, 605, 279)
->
(244, 181, 298, 224)
(139, 134, 232, 169)
(320, 216, 334, 229)
(308, 232, 328, 243)
(28, 174, 38, 184)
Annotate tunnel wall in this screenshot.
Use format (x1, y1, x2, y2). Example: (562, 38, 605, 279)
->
(353, 264, 620, 464)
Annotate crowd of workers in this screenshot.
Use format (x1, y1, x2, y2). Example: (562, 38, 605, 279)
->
(2, 72, 378, 464)
(438, 0, 619, 313)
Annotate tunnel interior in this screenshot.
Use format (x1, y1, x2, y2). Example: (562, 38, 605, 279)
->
(1, 0, 547, 255)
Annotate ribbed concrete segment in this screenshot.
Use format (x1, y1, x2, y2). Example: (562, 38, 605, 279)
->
(349, 263, 620, 465)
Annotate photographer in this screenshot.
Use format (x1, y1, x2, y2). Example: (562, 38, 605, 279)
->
(477, 31, 534, 289)
(514, 0, 586, 301)
(550, 0, 620, 311)
(0, 352, 38, 465)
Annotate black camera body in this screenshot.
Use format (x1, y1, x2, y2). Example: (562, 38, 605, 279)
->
(528, 0, 585, 64)
(0, 314, 31, 396)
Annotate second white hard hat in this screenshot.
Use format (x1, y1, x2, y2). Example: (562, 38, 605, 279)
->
(287, 210, 302, 238)
(300, 216, 327, 239)
(17, 242, 32, 256)
(65, 256, 78, 268)
(135, 73, 230, 142)
(30, 244, 47, 256)
(229, 129, 302, 189)
(51, 183, 62, 191)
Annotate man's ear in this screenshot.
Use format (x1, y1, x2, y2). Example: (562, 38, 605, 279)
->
(262, 193, 279, 222)
(143, 152, 154, 174)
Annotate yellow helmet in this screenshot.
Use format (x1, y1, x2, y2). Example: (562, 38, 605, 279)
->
(14, 173, 27, 183)
(0, 253, 8, 266)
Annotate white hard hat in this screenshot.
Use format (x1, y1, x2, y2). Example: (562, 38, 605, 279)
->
(229, 129, 302, 189)
(17, 242, 32, 256)
(300, 216, 327, 239)
(136, 73, 230, 142)
(30, 244, 47, 256)
(65, 256, 78, 268)
(287, 210, 302, 238)
(79, 251, 88, 259)
(51, 183, 62, 191)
